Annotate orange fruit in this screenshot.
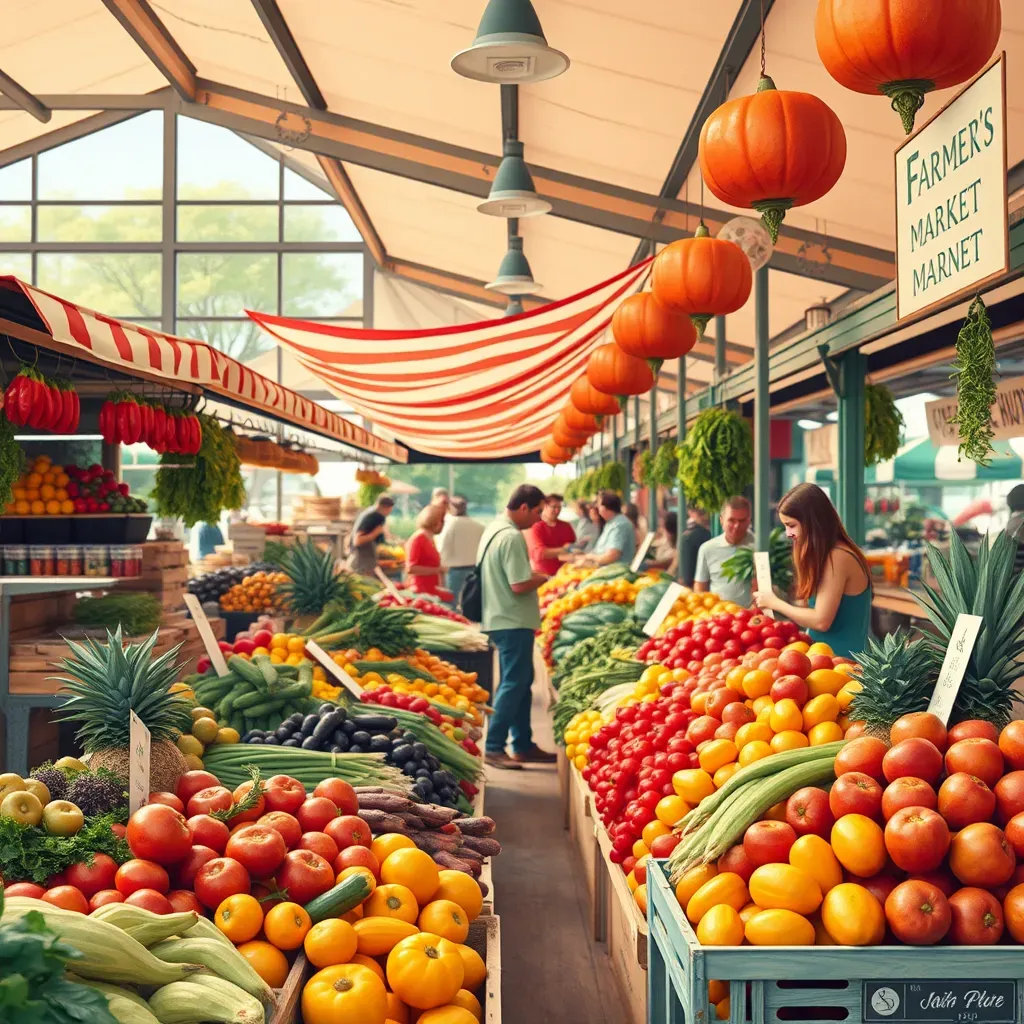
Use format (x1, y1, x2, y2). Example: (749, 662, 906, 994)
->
(214, 894, 263, 944)
(350, 953, 385, 981)
(432, 870, 483, 922)
(454, 942, 487, 990)
(263, 901, 312, 950)
(45, 500, 61, 514)
(380, 848, 439, 905)
(450, 989, 482, 1020)
(370, 832, 416, 863)
(364, 883, 419, 924)
(235, 940, 289, 987)
(39, 484, 55, 500)
(303, 918, 358, 968)
(418, 899, 470, 943)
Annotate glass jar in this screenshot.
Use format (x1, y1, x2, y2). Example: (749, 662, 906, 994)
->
(84, 546, 110, 578)
(56, 545, 83, 577)
(30, 545, 55, 576)
(3, 545, 28, 576)
(128, 545, 144, 577)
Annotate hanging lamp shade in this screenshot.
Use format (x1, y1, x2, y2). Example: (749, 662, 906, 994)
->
(452, 0, 569, 84)
(486, 235, 542, 295)
(611, 291, 696, 374)
(586, 343, 655, 403)
(503, 296, 525, 316)
(541, 439, 575, 464)
(570, 375, 620, 418)
(718, 216, 773, 272)
(479, 139, 552, 218)
(561, 400, 601, 435)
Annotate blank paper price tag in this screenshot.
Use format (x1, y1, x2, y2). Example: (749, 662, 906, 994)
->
(643, 581, 685, 637)
(754, 552, 775, 619)
(630, 532, 656, 572)
(306, 640, 365, 699)
(927, 613, 983, 724)
(374, 567, 407, 603)
(183, 594, 230, 676)
(129, 710, 151, 816)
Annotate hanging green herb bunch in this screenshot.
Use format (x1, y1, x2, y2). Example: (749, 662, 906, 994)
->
(564, 477, 579, 501)
(152, 414, 245, 527)
(864, 383, 904, 467)
(357, 482, 388, 507)
(0, 410, 25, 510)
(635, 450, 653, 487)
(677, 407, 753, 513)
(649, 439, 679, 488)
(949, 295, 997, 465)
(594, 461, 626, 494)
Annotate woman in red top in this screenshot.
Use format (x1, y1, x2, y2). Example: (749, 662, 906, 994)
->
(404, 504, 453, 601)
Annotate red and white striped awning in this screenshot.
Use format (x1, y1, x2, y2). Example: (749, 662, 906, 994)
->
(0, 277, 404, 462)
(247, 259, 653, 460)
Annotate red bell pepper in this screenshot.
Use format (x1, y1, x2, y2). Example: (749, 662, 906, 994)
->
(17, 369, 34, 426)
(176, 415, 190, 453)
(150, 405, 166, 451)
(3, 375, 23, 425)
(164, 411, 177, 450)
(69, 389, 80, 432)
(190, 416, 202, 454)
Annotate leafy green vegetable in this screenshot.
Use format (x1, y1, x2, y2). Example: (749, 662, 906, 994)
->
(0, 411, 26, 511)
(357, 482, 387, 507)
(593, 461, 626, 494)
(677, 408, 753, 513)
(649, 439, 679, 488)
(949, 295, 997, 465)
(262, 540, 290, 567)
(0, 811, 130, 885)
(72, 593, 162, 636)
(721, 526, 793, 593)
(635, 450, 652, 488)
(864, 383, 904, 467)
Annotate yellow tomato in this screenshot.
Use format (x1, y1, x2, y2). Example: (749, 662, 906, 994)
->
(737, 740, 773, 767)
(641, 820, 671, 848)
(770, 730, 809, 753)
(802, 694, 841, 730)
(734, 722, 772, 749)
(672, 769, 715, 805)
(806, 642, 834, 657)
(655, 795, 690, 827)
(713, 762, 740, 788)
(808, 721, 844, 745)
(805, 669, 846, 698)
(769, 698, 803, 733)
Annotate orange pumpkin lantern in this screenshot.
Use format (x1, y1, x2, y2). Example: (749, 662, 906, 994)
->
(699, 77, 847, 243)
(540, 440, 574, 464)
(815, 0, 1001, 135)
(651, 223, 753, 338)
(552, 419, 590, 450)
(611, 292, 697, 374)
(569, 375, 621, 418)
(561, 401, 601, 435)
(586, 343, 655, 401)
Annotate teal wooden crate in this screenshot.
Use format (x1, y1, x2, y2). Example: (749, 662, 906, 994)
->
(647, 860, 1024, 1024)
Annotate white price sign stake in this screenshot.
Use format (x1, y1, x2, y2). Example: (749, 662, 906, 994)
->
(643, 581, 685, 637)
(306, 640, 365, 700)
(129, 710, 151, 816)
(927, 613, 984, 725)
(373, 567, 407, 603)
(183, 594, 230, 676)
(630, 532, 656, 572)
(754, 551, 775, 619)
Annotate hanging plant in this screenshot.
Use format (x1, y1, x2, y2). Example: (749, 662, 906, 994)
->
(651, 223, 753, 338)
(357, 482, 388, 507)
(564, 477, 579, 501)
(649, 439, 679, 488)
(570, 375, 620, 419)
(815, 0, 1001, 134)
(949, 296, 997, 465)
(586, 344, 655, 405)
(635, 450, 653, 488)
(864, 383, 905, 467)
(593, 461, 626, 494)
(677, 408, 753, 513)
(578, 468, 599, 497)
(611, 292, 696, 374)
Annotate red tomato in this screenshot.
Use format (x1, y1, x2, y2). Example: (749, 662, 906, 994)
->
(114, 859, 170, 896)
(229, 781, 266, 825)
(110, 824, 127, 839)
(829, 772, 883, 819)
(89, 889, 125, 911)
(948, 886, 1005, 945)
(885, 880, 951, 945)
(907, 868, 957, 898)
(685, 716, 719, 745)
(65, 853, 118, 897)
(785, 787, 834, 838)
(166, 889, 205, 915)
(4, 882, 45, 899)
(948, 720, 1000, 745)
(257, 811, 303, 849)
(717, 844, 755, 883)
(860, 873, 900, 906)
(186, 814, 230, 854)
(295, 797, 340, 834)
(648, 833, 681, 858)
(126, 804, 193, 865)
(1005, 811, 1024, 858)
(881, 777, 938, 821)
(173, 845, 219, 889)
(225, 825, 286, 877)
(994, 771, 1024, 825)
(250, 881, 285, 913)
(42, 886, 89, 913)
(125, 889, 172, 914)
(937, 772, 996, 830)
(704, 688, 733, 720)
(890, 712, 948, 751)
(944, 738, 1005, 788)
(949, 823, 1016, 888)
(193, 857, 250, 910)
(186, 786, 234, 818)
(175, 770, 221, 806)
(312, 778, 358, 815)
(884, 806, 950, 873)
(297, 832, 339, 863)
(834, 737, 889, 780)
(147, 792, 185, 813)
(882, 738, 943, 785)
(263, 775, 306, 815)
(332, 846, 381, 881)
(769, 675, 810, 705)
(743, 820, 797, 867)
(276, 849, 334, 905)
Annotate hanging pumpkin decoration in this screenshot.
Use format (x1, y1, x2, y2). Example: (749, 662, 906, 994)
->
(815, 0, 1001, 135)
(586, 344, 655, 404)
(552, 419, 590, 450)
(561, 401, 601, 435)
(651, 223, 752, 338)
(699, 77, 847, 243)
(570, 374, 624, 418)
(611, 291, 697, 374)
(540, 439, 575, 465)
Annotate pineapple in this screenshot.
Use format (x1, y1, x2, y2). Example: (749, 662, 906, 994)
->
(916, 530, 1024, 727)
(52, 627, 193, 793)
(848, 631, 940, 736)
(279, 540, 359, 620)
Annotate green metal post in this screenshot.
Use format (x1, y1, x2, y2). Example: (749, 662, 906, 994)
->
(648, 387, 658, 521)
(633, 396, 641, 499)
(622, 410, 632, 501)
(837, 351, 867, 544)
(676, 356, 686, 578)
(715, 315, 727, 382)
(754, 267, 770, 550)
(611, 413, 619, 488)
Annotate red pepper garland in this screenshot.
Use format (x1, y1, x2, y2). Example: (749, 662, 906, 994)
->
(98, 394, 202, 454)
(2, 368, 80, 432)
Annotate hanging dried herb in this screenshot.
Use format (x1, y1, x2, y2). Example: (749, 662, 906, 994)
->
(949, 295, 997, 465)
(677, 408, 753, 514)
(864, 383, 904, 467)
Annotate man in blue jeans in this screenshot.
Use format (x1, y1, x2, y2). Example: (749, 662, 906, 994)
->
(477, 484, 554, 770)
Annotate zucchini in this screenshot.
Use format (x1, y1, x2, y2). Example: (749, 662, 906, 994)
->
(304, 873, 372, 923)
(227, 655, 264, 687)
(241, 699, 286, 720)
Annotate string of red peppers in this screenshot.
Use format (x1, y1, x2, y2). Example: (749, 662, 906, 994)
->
(99, 392, 202, 454)
(2, 366, 80, 432)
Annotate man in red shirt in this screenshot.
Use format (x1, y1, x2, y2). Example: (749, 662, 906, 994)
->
(527, 493, 576, 576)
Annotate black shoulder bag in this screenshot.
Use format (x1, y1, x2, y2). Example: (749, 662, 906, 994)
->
(459, 526, 513, 622)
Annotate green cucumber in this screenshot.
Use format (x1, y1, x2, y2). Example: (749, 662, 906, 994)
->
(252, 655, 278, 690)
(231, 689, 274, 711)
(242, 699, 285, 720)
(228, 655, 265, 687)
(304, 874, 372, 923)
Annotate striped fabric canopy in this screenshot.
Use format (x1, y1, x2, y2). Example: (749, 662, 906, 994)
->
(247, 259, 653, 460)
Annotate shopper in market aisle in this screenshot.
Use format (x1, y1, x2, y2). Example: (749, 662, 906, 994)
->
(438, 494, 484, 606)
(694, 496, 755, 604)
(679, 505, 711, 587)
(647, 510, 678, 574)
(430, 486, 450, 513)
(752, 483, 871, 659)
(577, 491, 637, 566)
(404, 503, 453, 601)
(477, 483, 553, 769)
(527, 492, 576, 575)
(347, 493, 394, 575)
(569, 498, 600, 552)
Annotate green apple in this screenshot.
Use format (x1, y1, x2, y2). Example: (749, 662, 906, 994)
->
(42, 800, 84, 836)
(22, 779, 50, 805)
(1, 789, 43, 827)
(0, 773, 25, 804)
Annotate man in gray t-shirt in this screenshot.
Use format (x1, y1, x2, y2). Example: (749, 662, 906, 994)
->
(347, 495, 394, 575)
(694, 496, 755, 606)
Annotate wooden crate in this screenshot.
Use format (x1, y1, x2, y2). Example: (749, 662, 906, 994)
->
(9, 592, 77, 639)
(113, 566, 189, 591)
(141, 541, 188, 570)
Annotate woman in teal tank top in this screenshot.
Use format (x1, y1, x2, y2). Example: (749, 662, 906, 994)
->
(751, 484, 872, 659)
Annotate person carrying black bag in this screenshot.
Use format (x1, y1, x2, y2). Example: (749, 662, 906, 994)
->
(473, 484, 553, 770)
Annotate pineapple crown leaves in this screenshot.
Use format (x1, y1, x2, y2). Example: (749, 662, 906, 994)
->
(848, 630, 941, 727)
(52, 626, 193, 750)
(280, 540, 356, 617)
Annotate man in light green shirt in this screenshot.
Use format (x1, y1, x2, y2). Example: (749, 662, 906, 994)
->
(694, 495, 755, 605)
(477, 484, 552, 769)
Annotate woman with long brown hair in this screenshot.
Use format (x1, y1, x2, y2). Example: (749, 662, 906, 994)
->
(751, 483, 872, 658)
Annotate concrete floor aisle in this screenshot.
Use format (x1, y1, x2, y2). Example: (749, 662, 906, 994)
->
(484, 673, 629, 1024)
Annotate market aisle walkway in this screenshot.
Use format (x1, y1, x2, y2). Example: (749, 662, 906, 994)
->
(485, 674, 628, 1024)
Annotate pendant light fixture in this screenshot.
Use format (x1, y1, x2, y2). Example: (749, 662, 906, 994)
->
(478, 138, 551, 217)
(452, 0, 569, 84)
(486, 234, 541, 295)
(504, 296, 526, 316)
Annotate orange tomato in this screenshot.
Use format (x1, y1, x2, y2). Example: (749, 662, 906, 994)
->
(789, 834, 843, 894)
(748, 864, 823, 916)
(372, 833, 416, 863)
(304, 918, 358, 968)
(698, 739, 738, 774)
(454, 942, 487, 990)
(672, 769, 715, 804)
(417, 1008, 479, 1024)
(742, 669, 773, 699)
(263, 901, 312, 950)
(744, 908, 816, 946)
(821, 883, 885, 945)
(830, 814, 886, 877)
(364, 883, 419, 924)
(674, 863, 718, 910)
(381, 848, 439, 905)
(655, 795, 689, 827)
(686, 872, 749, 924)
(386, 992, 410, 1023)
(350, 953, 386, 981)
(302, 964, 388, 1024)
(214, 893, 263, 944)
(418, 899, 470, 943)
(432, 871, 483, 922)
(235, 940, 289, 987)
(696, 904, 744, 946)
(641, 819, 671, 848)
(450, 989, 482, 1020)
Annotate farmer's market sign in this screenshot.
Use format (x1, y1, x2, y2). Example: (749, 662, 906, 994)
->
(863, 980, 1015, 1023)
(895, 55, 1008, 321)
(924, 375, 1024, 446)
